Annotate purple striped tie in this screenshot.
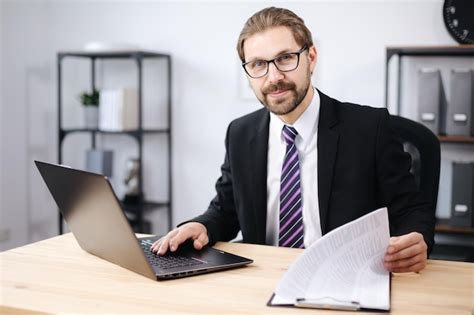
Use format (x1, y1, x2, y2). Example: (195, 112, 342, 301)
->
(279, 125, 304, 248)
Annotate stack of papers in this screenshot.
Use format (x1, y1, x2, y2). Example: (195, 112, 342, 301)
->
(269, 207, 391, 311)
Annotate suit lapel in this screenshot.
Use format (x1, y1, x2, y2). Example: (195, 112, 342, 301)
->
(249, 110, 269, 244)
(317, 91, 340, 235)
(246, 92, 339, 240)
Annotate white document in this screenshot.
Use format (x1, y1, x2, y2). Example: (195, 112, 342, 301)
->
(271, 207, 390, 311)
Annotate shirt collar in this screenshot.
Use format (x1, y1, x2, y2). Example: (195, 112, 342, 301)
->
(270, 88, 320, 150)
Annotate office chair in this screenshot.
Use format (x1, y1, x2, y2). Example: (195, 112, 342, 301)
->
(389, 115, 441, 212)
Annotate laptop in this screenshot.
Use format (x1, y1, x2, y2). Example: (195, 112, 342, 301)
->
(35, 160, 253, 280)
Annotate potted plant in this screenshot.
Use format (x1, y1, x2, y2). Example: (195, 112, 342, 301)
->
(79, 89, 100, 129)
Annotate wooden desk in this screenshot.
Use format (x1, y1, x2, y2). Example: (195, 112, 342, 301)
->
(1, 234, 473, 314)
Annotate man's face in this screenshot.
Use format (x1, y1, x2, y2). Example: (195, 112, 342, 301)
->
(242, 26, 317, 115)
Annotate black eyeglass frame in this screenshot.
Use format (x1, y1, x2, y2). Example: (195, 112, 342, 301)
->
(242, 45, 309, 79)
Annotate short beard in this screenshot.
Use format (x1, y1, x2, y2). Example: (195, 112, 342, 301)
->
(257, 74, 311, 116)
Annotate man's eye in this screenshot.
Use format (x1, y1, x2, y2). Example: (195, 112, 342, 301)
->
(251, 60, 266, 68)
(276, 54, 293, 63)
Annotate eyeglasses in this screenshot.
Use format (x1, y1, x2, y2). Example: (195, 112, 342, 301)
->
(242, 45, 308, 79)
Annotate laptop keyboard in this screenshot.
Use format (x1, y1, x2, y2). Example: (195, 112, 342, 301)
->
(140, 239, 206, 270)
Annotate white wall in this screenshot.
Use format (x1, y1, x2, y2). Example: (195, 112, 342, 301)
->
(0, 1, 4, 245)
(0, 0, 457, 250)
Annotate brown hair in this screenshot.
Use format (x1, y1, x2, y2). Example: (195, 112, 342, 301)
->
(237, 7, 313, 62)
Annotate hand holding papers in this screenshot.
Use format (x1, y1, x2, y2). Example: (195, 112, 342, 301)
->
(269, 207, 391, 311)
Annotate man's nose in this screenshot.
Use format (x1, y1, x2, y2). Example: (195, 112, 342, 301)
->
(267, 62, 284, 83)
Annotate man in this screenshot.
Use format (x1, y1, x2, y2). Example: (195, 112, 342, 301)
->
(151, 7, 435, 273)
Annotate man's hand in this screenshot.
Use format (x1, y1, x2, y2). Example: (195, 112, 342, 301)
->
(384, 232, 428, 273)
(150, 222, 209, 255)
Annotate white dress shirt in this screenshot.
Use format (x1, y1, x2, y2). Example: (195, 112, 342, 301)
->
(266, 88, 322, 248)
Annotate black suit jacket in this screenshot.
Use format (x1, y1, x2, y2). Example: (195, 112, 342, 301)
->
(190, 91, 435, 252)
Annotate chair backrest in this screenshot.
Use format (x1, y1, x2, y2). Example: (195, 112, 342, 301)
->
(389, 115, 441, 212)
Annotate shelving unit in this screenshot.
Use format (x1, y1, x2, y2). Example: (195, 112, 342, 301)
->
(385, 45, 474, 262)
(57, 50, 172, 234)
(437, 135, 474, 143)
(435, 219, 474, 234)
(384, 45, 474, 114)
(435, 219, 474, 262)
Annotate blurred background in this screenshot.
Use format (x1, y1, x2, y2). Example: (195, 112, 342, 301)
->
(1, 0, 472, 261)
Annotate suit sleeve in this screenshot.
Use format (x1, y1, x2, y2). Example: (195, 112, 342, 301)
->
(375, 109, 436, 253)
(179, 122, 241, 245)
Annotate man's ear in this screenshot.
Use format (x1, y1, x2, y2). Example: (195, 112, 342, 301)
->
(308, 45, 318, 74)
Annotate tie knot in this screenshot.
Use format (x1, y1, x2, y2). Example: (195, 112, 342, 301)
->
(282, 125, 298, 145)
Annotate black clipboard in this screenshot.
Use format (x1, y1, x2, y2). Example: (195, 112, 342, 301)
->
(267, 293, 390, 312)
(267, 275, 392, 312)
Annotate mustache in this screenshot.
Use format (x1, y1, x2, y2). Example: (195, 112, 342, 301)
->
(262, 81, 296, 94)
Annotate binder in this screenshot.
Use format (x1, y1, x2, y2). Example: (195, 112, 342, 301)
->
(417, 69, 447, 135)
(450, 162, 473, 227)
(99, 88, 138, 131)
(446, 69, 474, 136)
